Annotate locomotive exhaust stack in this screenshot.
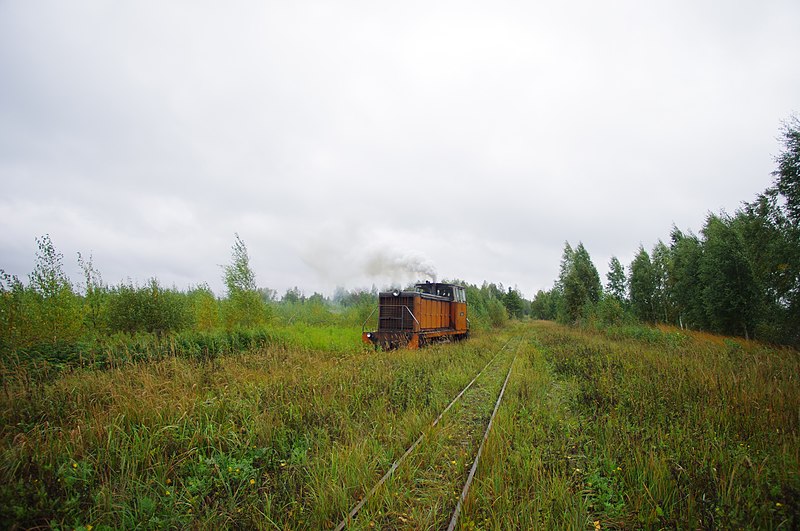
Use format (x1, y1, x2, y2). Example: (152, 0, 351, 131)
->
(362, 282, 469, 349)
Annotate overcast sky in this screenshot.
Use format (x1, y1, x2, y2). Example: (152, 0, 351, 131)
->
(1, 1, 798, 299)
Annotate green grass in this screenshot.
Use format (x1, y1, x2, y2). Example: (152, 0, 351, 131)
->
(463, 322, 800, 529)
(1, 321, 798, 529)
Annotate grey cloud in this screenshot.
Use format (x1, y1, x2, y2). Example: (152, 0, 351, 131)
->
(1, 1, 798, 299)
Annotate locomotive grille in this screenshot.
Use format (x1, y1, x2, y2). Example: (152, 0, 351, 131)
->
(378, 295, 416, 331)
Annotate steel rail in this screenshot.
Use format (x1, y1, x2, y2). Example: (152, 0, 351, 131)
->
(446, 352, 518, 531)
(334, 338, 516, 531)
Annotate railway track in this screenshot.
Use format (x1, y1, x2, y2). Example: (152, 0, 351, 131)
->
(335, 336, 524, 530)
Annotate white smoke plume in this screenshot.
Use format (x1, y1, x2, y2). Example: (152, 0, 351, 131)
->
(299, 223, 437, 289)
(363, 250, 437, 283)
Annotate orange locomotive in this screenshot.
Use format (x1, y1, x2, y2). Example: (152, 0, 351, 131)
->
(362, 281, 469, 349)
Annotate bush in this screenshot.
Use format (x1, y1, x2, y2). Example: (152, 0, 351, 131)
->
(106, 279, 190, 336)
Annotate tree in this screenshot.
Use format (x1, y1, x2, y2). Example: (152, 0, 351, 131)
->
(629, 246, 656, 323)
(670, 228, 706, 330)
(773, 115, 800, 225)
(188, 284, 219, 332)
(556, 242, 574, 292)
(530, 289, 559, 320)
(731, 116, 800, 344)
(486, 297, 509, 327)
(560, 242, 601, 322)
(29, 235, 82, 344)
(78, 252, 107, 334)
(651, 240, 674, 323)
(222, 234, 269, 329)
(738, 194, 800, 344)
(699, 215, 758, 339)
(605, 256, 627, 303)
(282, 287, 304, 304)
(0, 270, 26, 350)
(503, 287, 524, 318)
(224, 233, 257, 296)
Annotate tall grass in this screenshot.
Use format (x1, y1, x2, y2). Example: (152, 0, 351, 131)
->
(0, 326, 504, 529)
(463, 321, 799, 529)
(2, 321, 797, 528)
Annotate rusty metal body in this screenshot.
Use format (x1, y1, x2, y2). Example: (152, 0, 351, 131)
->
(362, 282, 469, 349)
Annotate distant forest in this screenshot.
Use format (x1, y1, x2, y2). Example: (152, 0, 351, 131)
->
(0, 229, 523, 362)
(530, 116, 800, 347)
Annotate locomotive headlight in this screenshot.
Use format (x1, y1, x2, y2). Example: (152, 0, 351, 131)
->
(392, 290, 400, 297)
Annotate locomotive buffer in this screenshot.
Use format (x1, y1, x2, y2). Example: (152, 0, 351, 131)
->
(362, 282, 469, 349)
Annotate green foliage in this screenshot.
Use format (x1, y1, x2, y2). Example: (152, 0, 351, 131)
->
(738, 165, 800, 345)
(0, 270, 26, 351)
(77, 252, 107, 335)
(670, 228, 706, 330)
(651, 240, 674, 323)
(629, 246, 656, 323)
(456, 280, 523, 329)
(541, 117, 800, 346)
(221, 234, 270, 330)
(485, 296, 509, 327)
(223, 233, 256, 295)
(106, 279, 191, 336)
(187, 284, 220, 331)
(502, 287, 525, 318)
(222, 290, 271, 330)
(700, 215, 758, 338)
(589, 295, 628, 327)
(530, 288, 560, 320)
(774, 114, 800, 225)
(605, 256, 627, 303)
(558, 242, 601, 323)
(28, 235, 83, 345)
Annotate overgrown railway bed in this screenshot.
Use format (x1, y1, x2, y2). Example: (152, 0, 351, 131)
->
(334, 337, 524, 530)
(3, 321, 797, 529)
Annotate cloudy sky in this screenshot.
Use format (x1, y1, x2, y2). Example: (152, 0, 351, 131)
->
(1, 1, 798, 299)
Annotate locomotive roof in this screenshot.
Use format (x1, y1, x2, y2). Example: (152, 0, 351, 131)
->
(375, 282, 466, 303)
(414, 281, 465, 288)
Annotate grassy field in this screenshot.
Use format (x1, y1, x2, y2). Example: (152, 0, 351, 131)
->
(1, 321, 798, 529)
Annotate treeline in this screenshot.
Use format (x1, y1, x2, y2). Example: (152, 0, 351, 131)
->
(0, 230, 531, 361)
(531, 117, 800, 346)
(457, 280, 528, 326)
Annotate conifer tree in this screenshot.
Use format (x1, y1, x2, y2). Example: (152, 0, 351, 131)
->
(605, 256, 627, 303)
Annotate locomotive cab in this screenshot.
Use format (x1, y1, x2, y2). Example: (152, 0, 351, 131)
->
(362, 281, 469, 349)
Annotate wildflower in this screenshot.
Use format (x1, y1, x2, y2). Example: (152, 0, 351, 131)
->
(776, 502, 783, 507)
(250, 479, 256, 485)
(594, 521, 601, 530)
(451, 460, 457, 465)
(166, 478, 172, 485)
(72, 463, 78, 469)
(87, 526, 93, 531)
(165, 490, 171, 496)
(280, 461, 287, 468)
